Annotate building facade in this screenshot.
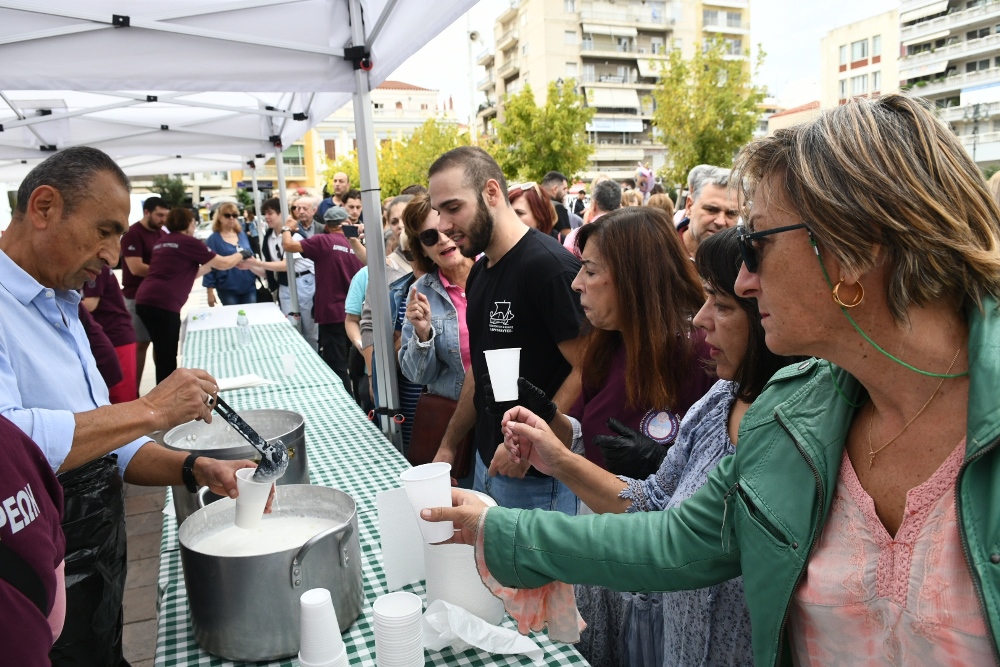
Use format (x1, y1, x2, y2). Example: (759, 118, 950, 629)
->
(477, 0, 751, 180)
(820, 10, 899, 109)
(899, 0, 1000, 166)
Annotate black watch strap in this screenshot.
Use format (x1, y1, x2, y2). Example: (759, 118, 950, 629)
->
(182, 454, 201, 493)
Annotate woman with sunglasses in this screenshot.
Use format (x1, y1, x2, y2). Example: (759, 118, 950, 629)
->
(203, 202, 257, 306)
(399, 194, 475, 424)
(424, 94, 1000, 665)
(508, 183, 558, 238)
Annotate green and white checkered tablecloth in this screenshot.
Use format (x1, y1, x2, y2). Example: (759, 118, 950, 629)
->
(155, 319, 589, 666)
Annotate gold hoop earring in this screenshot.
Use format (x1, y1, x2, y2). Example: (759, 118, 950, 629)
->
(832, 281, 864, 308)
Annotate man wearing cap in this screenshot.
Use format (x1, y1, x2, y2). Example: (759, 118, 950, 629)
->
(282, 206, 364, 391)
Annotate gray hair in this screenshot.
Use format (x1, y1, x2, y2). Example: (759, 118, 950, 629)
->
(592, 179, 622, 214)
(15, 146, 130, 217)
(687, 164, 730, 204)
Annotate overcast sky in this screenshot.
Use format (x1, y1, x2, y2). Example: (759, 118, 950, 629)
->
(388, 0, 901, 120)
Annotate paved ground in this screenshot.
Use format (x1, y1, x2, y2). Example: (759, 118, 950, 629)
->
(122, 280, 208, 666)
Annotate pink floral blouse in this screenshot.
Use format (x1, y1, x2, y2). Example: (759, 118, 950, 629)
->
(789, 438, 993, 666)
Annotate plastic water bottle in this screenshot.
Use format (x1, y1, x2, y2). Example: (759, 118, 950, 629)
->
(237, 309, 251, 345)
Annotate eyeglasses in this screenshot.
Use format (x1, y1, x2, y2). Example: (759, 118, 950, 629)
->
(222, 213, 239, 219)
(737, 222, 808, 273)
(418, 228, 445, 247)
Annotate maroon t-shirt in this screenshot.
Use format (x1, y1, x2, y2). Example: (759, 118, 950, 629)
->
(120, 222, 166, 298)
(298, 231, 364, 325)
(0, 415, 65, 667)
(82, 265, 135, 347)
(78, 304, 123, 389)
(570, 332, 715, 468)
(134, 234, 216, 313)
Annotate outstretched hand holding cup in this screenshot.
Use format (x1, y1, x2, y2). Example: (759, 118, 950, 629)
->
(420, 488, 490, 546)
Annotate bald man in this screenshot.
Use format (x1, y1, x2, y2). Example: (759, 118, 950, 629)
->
(318, 172, 350, 219)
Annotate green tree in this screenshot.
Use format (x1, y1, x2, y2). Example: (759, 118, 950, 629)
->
(235, 188, 254, 211)
(322, 118, 469, 196)
(488, 79, 594, 183)
(149, 175, 187, 207)
(651, 38, 766, 186)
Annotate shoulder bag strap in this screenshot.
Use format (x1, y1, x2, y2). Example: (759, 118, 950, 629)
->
(0, 539, 47, 614)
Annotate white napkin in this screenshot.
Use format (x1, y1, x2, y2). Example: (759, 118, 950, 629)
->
(422, 599, 543, 664)
(216, 374, 276, 391)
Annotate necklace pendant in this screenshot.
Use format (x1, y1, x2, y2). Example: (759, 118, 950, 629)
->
(868, 451, 875, 470)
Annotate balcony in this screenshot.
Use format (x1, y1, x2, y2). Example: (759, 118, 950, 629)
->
(582, 41, 642, 60)
(372, 107, 443, 120)
(901, 31, 1000, 70)
(478, 72, 496, 91)
(496, 28, 519, 51)
(476, 48, 495, 67)
(580, 6, 673, 27)
(477, 102, 497, 118)
(702, 20, 750, 35)
(497, 0, 520, 23)
(901, 1, 1000, 41)
(701, 0, 749, 7)
(938, 100, 1000, 122)
(498, 58, 520, 80)
(257, 164, 307, 179)
(908, 68, 1000, 97)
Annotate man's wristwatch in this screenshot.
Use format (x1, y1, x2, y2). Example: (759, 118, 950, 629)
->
(182, 454, 201, 493)
(281, 225, 291, 233)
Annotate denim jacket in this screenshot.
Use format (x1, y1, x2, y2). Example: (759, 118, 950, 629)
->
(398, 269, 466, 401)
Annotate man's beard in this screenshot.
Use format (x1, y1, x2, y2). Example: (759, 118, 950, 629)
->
(461, 196, 494, 258)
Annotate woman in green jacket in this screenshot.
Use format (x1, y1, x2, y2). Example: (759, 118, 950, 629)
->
(424, 93, 1000, 666)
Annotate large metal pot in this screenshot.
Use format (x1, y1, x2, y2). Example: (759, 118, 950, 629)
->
(163, 409, 308, 524)
(178, 485, 363, 662)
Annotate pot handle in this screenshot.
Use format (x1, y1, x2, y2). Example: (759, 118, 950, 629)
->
(290, 521, 354, 589)
(196, 486, 210, 508)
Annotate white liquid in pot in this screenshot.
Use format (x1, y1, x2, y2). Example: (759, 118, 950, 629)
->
(191, 516, 339, 557)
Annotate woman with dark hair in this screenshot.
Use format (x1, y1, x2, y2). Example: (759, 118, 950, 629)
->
(203, 201, 256, 306)
(508, 183, 557, 237)
(496, 207, 713, 480)
(136, 207, 247, 383)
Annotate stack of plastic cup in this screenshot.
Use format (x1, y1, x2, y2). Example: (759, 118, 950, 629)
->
(234, 468, 272, 529)
(298, 588, 348, 667)
(372, 591, 424, 667)
(399, 463, 453, 544)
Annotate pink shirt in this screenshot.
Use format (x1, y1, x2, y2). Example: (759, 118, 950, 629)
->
(789, 439, 991, 666)
(438, 271, 471, 371)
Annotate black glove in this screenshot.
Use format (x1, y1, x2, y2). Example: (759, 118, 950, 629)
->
(481, 376, 558, 423)
(593, 418, 669, 478)
(239, 248, 253, 260)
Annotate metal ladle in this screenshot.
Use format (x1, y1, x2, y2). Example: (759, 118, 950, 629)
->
(210, 396, 289, 482)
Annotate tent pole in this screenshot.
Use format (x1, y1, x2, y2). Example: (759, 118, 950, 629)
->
(275, 146, 302, 330)
(348, 0, 400, 445)
(248, 159, 266, 251)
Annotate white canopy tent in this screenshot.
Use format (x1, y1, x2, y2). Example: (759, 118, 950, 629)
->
(0, 0, 477, 443)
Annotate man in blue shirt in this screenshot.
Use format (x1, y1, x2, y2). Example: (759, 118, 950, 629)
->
(0, 147, 257, 666)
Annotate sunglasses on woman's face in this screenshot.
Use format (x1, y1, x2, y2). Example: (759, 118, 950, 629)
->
(418, 228, 445, 247)
(223, 213, 239, 219)
(737, 223, 808, 273)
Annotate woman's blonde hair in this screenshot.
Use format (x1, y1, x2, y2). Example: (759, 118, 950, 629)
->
(646, 192, 675, 219)
(620, 190, 644, 207)
(733, 93, 1000, 322)
(211, 202, 240, 233)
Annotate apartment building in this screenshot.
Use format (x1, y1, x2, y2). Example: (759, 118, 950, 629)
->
(477, 0, 751, 180)
(899, 0, 1000, 165)
(820, 10, 899, 109)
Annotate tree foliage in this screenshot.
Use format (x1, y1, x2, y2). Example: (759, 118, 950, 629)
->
(323, 118, 469, 196)
(149, 175, 187, 207)
(487, 79, 594, 183)
(651, 38, 766, 186)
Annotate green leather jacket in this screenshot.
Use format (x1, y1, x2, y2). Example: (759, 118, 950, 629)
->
(484, 299, 1000, 666)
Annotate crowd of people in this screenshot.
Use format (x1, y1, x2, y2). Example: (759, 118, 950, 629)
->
(4, 92, 1000, 666)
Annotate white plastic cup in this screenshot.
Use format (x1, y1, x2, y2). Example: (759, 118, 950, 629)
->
(298, 588, 344, 667)
(281, 352, 297, 376)
(399, 463, 453, 544)
(234, 468, 272, 529)
(483, 348, 521, 401)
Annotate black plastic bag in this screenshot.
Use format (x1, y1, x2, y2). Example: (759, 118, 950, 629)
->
(50, 455, 128, 667)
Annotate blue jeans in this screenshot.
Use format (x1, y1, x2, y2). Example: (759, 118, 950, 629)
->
(217, 287, 256, 306)
(473, 454, 579, 515)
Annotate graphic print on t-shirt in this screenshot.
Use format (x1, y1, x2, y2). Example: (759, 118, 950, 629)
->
(640, 409, 680, 445)
(489, 301, 514, 333)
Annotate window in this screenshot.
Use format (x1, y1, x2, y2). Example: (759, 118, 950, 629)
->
(839, 79, 847, 100)
(995, 55, 1000, 67)
(967, 27, 990, 40)
(993, 119, 1000, 132)
(850, 74, 867, 96)
(968, 0, 983, 7)
(373, 102, 384, 110)
(839, 45, 847, 66)
(966, 59, 991, 72)
(851, 39, 868, 61)
(420, 103, 428, 110)
(872, 35, 881, 57)
(564, 30, 577, 45)
(872, 70, 881, 92)
(650, 37, 664, 54)
(521, 42, 529, 55)
(703, 9, 718, 26)
(726, 11, 742, 28)
(565, 62, 578, 77)
(724, 38, 742, 56)
(583, 63, 595, 82)
(564, 0, 575, 11)
(282, 144, 305, 165)
(617, 64, 629, 80)
(324, 139, 336, 160)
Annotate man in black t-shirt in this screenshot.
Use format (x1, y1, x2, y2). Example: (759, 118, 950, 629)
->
(428, 148, 585, 515)
(541, 171, 572, 240)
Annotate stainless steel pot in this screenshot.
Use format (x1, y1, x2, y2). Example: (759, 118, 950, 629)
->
(163, 409, 308, 524)
(178, 485, 363, 662)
